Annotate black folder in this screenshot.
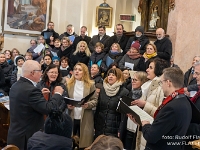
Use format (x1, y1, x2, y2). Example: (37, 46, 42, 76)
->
(117, 98, 142, 126)
(64, 91, 95, 107)
(121, 96, 134, 106)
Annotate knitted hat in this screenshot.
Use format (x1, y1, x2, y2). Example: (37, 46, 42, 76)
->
(131, 41, 140, 51)
(44, 111, 72, 138)
(52, 56, 60, 61)
(135, 26, 144, 34)
(14, 55, 25, 66)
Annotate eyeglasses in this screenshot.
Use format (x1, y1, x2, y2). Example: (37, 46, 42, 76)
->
(132, 78, 139, 82)
(48, 72, 58, 75)
(158, 79, 167, 86)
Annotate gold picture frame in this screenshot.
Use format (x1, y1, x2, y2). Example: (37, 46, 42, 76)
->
(96, 6, 112, 28)
(2, 0, 52, 37)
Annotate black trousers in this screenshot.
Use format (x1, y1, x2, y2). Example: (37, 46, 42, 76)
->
(124, 130, 136, 150)
(73, 119, 80, 136)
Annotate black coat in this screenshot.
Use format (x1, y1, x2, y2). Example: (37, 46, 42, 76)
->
(185, 96, 200, 150)
(7, 77, 64, 150)
(0, 61, 12, 93)
(123, 78, 132, 91)
(89, 34, 110, 53)
(27, 131, 72, 150)
(73, 35, 91, 50)
(60, 67, 72, 77)
(184, 68, 197, 87)
(94, 86, 129, 138)
(70, 52, 90, 69)
(101, 51, 123, 72)
(41, 29, 59, 45)
(10, 66, 18, 85)
(0, 66, 5, 90)
(125, 35, 149, 54)
(154, 37, 172, 62)
(91, 72, 103, 85)
(89, 52, 105, 68)
(142, 94, 192, 150)
(108, 34, 129, 54)
(57, 46, 73, 60)
(59, 32, 78, 40)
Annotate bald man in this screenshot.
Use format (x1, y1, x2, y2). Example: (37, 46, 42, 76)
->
(154, 28, 172, 64)
(7, 60, 65, 150)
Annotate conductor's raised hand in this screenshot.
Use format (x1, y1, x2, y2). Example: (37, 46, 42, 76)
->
(54, 86, 64, 95)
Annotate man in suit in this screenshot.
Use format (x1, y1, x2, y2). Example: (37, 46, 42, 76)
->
(89, 25, 110, 53)
(73, 26, 91, 50)
(108, 24, 129, 54)
(184, 56, 200, 87)
(7, 60, 64, 150)
(154, 28, 172, 63)
(41, 21, 59, 45)
(132, 67, 192, 150)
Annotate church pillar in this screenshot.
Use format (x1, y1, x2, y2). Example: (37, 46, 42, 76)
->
(167, 0, 200, 72)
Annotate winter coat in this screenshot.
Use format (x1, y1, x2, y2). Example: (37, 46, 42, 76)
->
(57, 46, 73, 60)
(70, 52, 90, 69)
(94, 86, 129, 138)
(0, 66, 5, 90)
(184, 67, 197, 87)
(118, 54, 145, 71)
(27, 131, 72, 150)
(125, 35, 149, 54)
(108, 34, 129, 54)
(41, 29, 59, 45)
(89, 34, 110, 53)
(154, 37, 172, 62)
(89, 52, 105, 68)
(67, 83, 98, 148)
(10, 66, 18, 85)
(0, 61, 12, 93)
(91, 72, 103, 85)
(101, 51, 123, 72)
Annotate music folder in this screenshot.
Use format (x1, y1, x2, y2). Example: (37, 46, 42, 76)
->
(117, 98, 142, 126)
(64, 91, 95, 107)
(44, 32, 53, 40)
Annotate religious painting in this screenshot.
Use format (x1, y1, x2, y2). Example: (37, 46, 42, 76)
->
(2, 0, 52, 36)
(96, 7, 112, 28)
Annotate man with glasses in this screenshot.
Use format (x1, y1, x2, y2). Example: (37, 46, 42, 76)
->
(154, 28, 172, 63)
(130, 67, 193, 150)
(7, 60, 65, 150)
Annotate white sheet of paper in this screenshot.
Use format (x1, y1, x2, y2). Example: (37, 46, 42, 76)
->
(125, 62, 134, 70)
(190, 91, 197, 97)
(3, 101, 10, 110)
(129, 105, 154, 124)
(64, 97, 81, 101)
(33, 43, 45, 53)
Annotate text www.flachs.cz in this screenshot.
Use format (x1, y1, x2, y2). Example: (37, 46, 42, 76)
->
(167, 141, 200, 146)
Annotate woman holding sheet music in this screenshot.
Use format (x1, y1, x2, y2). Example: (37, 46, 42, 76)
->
(130, 58, 168, 150)
(94, 68, 129, 138)
(66, 63, 97, 150)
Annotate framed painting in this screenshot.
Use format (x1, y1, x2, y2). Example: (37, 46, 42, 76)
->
(2, 0, 52, 37)
(96, 6, 112, 28)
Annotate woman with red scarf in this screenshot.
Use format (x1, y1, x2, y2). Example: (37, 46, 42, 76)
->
(119, 41, 145, 71)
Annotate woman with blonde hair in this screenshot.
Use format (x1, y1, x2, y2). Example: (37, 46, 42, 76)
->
(94, 68, 129, 138)
(143, 43, 158, 69)
(70, 41, 91, 68)
(11, 48, 20, 61)
(67, 63, 97, 150)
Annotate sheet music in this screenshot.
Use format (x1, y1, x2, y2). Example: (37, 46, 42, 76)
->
(33, 43, 45, 53)
(64, 97, 81, 101)
(125, 62, 134, 70)
(129, 105, 154, 124)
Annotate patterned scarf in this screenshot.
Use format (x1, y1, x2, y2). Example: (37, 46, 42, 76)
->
(143, 52, 157, 59)
(127, 51, 141, 60)
(154, 88, 184, 118)
(191, 89, 200, 103)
